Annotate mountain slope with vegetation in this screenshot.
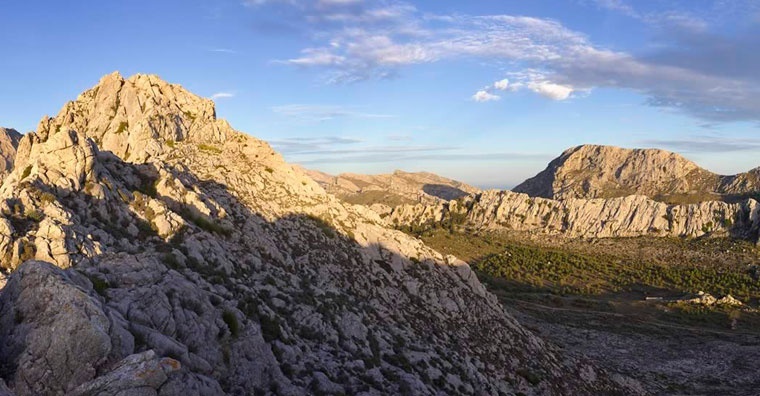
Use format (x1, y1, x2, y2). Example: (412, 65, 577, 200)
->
(0, 73, 634, 395)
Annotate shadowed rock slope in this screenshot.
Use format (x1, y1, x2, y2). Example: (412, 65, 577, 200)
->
(0, 73, 636, 395)
(513, 144, 760, 203)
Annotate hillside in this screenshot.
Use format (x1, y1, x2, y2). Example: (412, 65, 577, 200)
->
(304, 168, 479, 212)
(0, 73, 634, 395)
(513, 144, 760, 203)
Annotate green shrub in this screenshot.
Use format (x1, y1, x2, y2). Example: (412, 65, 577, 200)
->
(21, 165, 32, 180)
(306, 215, 335, 238)
(19, 241, 36, 262)
(198, 144, 222, 154)
(40, 192, 56, 205)
(259, 315, 282, 342)
(25, 210, 44, 222)
(222, 310, 241, 337)
(90, 276, 110, 296)
(115, 121, 128, 134)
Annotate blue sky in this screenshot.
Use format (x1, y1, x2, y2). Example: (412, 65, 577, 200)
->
(2, 0, 760, 188)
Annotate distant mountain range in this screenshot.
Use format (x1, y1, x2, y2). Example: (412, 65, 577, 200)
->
(303, 168, 479, 211)
(320, 145, 760, 241)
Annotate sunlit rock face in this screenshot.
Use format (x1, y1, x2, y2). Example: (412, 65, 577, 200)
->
(0, 73, 638, 395)
(514, 144, 760, 201)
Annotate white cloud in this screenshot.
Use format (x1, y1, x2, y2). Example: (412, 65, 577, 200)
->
(255, 0, 760, 121)
(493, 79, 510, 90)
(472, 90, 500, 102)
(527, 81, 573, 100)
(211, 92, 235, 99)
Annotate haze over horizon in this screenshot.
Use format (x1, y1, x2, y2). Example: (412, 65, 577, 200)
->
(2, 0, 760, 188)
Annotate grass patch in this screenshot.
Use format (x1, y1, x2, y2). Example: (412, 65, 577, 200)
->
(198, 144, 222, 154)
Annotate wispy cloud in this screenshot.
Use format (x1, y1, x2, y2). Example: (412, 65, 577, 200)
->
(247, 0, 760, 122)
(207, 48, 237, 54)
(588, 0, 639, 17)
(269, 136, 363, 153)
(639, 136, 760, 153)
(299, 151, 551, 164)
(211, 92, 235, 100)
(271, 104, 394, 121)
(269, 133, 550, 165)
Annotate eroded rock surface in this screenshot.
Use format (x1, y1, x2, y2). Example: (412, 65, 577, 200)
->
(0, 73, 637, 395)
(389, 189, 760, 240)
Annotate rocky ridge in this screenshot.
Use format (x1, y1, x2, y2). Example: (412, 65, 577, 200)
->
(305, 168, 479, 215)
(0, 73, 634, 395)
(388, 189, 760, 240)
(513, 144, 760, 202)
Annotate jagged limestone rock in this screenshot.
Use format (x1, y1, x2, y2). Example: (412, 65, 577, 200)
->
(514, 144, 760, 201)
(0, 73, 639, 395)
(69, 351, 182, 396)
(388, 189, 760, 240)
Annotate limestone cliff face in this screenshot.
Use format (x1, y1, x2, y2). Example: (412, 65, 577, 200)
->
(513, 144, 760, 202)
(0, 74, 634, 395)
(388, 189, 760, 240)
(0, 128, 21, 179)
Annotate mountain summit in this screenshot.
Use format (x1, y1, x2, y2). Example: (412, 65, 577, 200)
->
(513, 144, 760, 202)
(0, 74, 635, 395)
(35, 71, 230, 163)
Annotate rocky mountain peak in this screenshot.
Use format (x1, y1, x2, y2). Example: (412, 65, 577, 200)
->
(513, 144, 731, 201)
(33, 72, 230, 163)
(0, 73, 637, 395)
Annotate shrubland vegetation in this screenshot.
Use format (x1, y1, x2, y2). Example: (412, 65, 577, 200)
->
(411, 227, 760, 332)
(415, 228, 760, 302)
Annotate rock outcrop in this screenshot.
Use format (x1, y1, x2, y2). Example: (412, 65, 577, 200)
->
(0, 128, 22, 180)
(305, 168, 479, 215)
(0, 73, 636, 395)
(513, 144, 760, 203)
(388, 189, 760, 240)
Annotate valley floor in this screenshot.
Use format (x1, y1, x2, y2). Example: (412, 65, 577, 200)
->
(415, 228, 760, 395)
